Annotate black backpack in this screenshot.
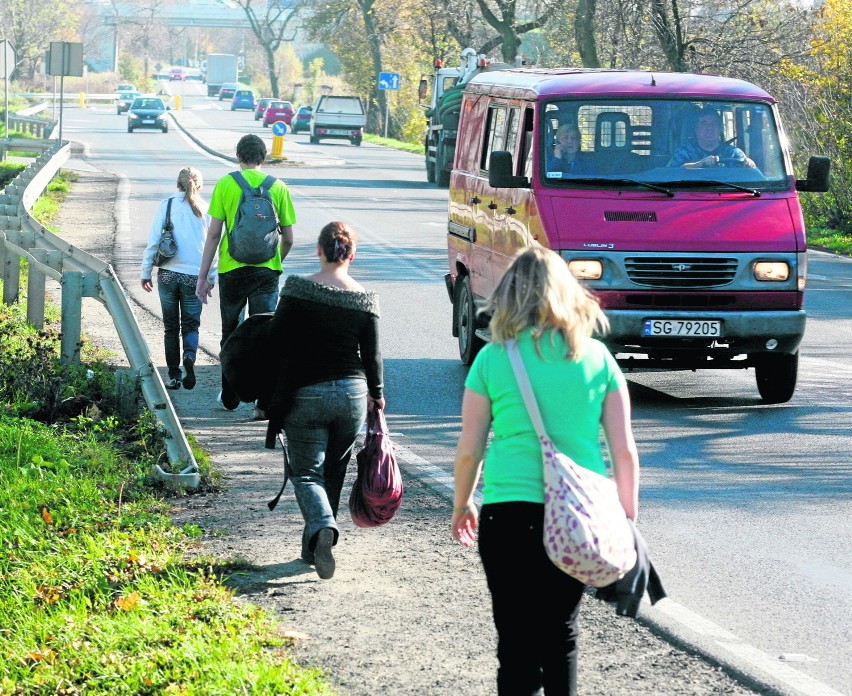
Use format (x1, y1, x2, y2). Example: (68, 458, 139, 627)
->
(220, 313, 278, 404)
(228, 171, 280, 264)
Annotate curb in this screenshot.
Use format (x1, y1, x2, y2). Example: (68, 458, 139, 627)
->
(168, 111, 238, 163)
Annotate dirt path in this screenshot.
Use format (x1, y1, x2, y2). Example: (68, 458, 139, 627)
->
(51, 160, 766, 696)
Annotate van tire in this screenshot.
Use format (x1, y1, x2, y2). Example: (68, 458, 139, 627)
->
(456, 275, 484, 366)
(755, 351, 798, 404)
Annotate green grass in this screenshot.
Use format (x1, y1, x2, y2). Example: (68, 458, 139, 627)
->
(363, 132, 424, 155)
(807, 226, 852, 256)
(30, 169, 79, 229)
(0, 416, 335, 695)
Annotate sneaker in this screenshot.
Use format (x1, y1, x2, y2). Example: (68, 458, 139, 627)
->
(314, 528, 336, 580)
(252, 403, 268, 421)
(217, 389, 239, 411)
(165, 377, 181, 390)
(182, 357, 196, 390)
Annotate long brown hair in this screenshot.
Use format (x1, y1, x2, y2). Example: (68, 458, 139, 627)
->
(177, 166, 204, 218)
(484, 245, 608, 359)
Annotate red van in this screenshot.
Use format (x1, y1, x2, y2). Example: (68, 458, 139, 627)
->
(445, 69, 829, 403)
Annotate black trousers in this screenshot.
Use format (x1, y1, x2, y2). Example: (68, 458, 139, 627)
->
(479, 502, 586, 696)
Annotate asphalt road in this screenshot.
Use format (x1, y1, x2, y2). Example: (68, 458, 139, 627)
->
(57, 88, 852, 696)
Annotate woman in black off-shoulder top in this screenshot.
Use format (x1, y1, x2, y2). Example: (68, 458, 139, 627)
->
(267, 221, 384, 580)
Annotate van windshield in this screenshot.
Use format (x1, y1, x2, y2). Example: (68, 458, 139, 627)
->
(541, 99, 787, 190)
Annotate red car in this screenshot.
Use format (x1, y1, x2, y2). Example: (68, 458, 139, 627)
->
(262, 100, 295, 128)
(169, 67, 186, 81)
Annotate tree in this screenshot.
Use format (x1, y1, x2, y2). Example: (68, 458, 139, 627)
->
(233, 0, 300, 98)
(777, 0, 852, 232)
(0, 0, 80, 81)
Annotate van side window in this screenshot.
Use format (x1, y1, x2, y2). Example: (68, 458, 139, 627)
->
(505, 107, 520, 162)
(481, 105, 507, 172)
(522, 107, 534, 180)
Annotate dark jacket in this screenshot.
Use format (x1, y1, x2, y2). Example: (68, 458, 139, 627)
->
(265, 275, 382, 448)
(595, 520, 666, 618)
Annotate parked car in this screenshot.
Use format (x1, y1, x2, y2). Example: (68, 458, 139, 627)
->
(262, 100, 295, 128)
(231, 89, 256, 111)
(291, 105, 312, 133)
(168, 67, 186, 81)
(116, 91, 141, 115)
(127, 97, 169, 133)
(116, 83, 137, 94)
(254, 97, 275, 121)
(218, 82, 239, 101)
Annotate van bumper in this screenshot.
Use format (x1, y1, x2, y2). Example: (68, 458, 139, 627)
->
(604, 309, 805, 360)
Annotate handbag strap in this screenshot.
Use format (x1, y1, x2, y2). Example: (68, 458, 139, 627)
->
(162, 197, 174, 233)
(506, 340, 549, 441)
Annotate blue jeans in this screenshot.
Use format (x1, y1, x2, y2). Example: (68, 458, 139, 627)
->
(158, 273, 202, 379)
(218, 266, 280, 397)
(479, 502, 586, 696)
(283, 378, 368, 550)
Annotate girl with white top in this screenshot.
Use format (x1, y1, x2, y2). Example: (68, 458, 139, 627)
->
(141, 166, 215, 389)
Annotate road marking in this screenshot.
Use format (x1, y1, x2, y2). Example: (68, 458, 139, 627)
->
(396, 445, 843, 696)
(394, 442, 482, 507)
(718, 643, 844, 696)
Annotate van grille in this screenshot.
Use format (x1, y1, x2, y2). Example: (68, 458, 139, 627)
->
(604, 211, 657, 222)
(625, 257, 738, 288)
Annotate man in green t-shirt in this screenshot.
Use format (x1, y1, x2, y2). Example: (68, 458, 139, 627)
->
(196, 134, 296, 411)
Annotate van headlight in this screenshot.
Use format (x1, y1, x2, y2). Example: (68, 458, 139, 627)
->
(567, 259, 603, 280)
(753, 261, 789, 282)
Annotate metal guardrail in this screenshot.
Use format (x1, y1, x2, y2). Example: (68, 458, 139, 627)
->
(0, 139, 200, 487)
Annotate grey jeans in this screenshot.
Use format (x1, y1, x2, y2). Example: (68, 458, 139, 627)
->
(283, 378, 368, 549)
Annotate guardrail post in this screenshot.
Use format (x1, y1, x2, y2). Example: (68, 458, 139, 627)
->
(26, 261, 46, 329)
(2, 244, 20, 304)
(60, 270, 83, 365)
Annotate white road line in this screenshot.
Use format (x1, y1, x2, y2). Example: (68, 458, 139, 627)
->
(719, 642, 845, 696)
(397, 445, 842, 696)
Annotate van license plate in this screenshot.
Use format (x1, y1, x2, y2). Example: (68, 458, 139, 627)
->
(642, 319, 721, 337)
(325, 129, 348, 135)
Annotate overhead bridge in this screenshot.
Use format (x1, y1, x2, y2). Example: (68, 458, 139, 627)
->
(101, 0, 296, 29)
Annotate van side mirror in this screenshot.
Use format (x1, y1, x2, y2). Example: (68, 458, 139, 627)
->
(489, 151, 527, 189)
(418, 78, 428, 102)
(796, 156, 830, 193)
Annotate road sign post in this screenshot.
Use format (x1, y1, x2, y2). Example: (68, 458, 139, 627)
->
(47, 42, 83, 143)
(378, 71, 400, 138)
(271, 120, 288, 158)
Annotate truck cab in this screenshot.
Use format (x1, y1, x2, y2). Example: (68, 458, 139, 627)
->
(446, 68, 830, 403)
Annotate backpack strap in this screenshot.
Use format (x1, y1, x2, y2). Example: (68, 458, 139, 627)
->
(259, 174, 277, 193)
(229, 170, 255, 194)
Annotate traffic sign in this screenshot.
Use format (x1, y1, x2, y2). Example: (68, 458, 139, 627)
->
(378, 72, 400, 91)
(272, 121, 288, 136)
(1, 40, 16, 80)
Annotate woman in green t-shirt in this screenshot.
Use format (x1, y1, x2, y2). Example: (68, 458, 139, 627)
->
(451, 246, 639, 696)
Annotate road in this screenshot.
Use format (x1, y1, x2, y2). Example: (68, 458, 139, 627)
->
(58, 84, 852, 696)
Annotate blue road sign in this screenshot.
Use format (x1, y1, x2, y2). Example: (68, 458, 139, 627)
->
(272, 121, 288, 136)
(378, 72, 401, 91)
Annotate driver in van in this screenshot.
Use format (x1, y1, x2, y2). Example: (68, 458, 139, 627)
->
(547, 124, 592, 175)
(669, 107, 756, 169)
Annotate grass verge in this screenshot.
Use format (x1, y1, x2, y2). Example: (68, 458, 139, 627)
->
(363, 132, 424, 155)
(808, 226, 852, 256)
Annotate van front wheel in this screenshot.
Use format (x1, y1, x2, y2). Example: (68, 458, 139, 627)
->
(755, 351, 798, 404)
(456, 276, 484, 366)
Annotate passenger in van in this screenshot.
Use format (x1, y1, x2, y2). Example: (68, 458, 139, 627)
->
(668, 107, 756, 169)
(546, 124, 593, 176)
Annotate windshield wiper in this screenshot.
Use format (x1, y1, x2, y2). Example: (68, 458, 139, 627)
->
(566, 177, 674, 197)
(661, 179, 761, 197)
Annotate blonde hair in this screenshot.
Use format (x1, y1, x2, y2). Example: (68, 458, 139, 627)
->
(177, 166, 204, 218)
(485, 245, 608, 359)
